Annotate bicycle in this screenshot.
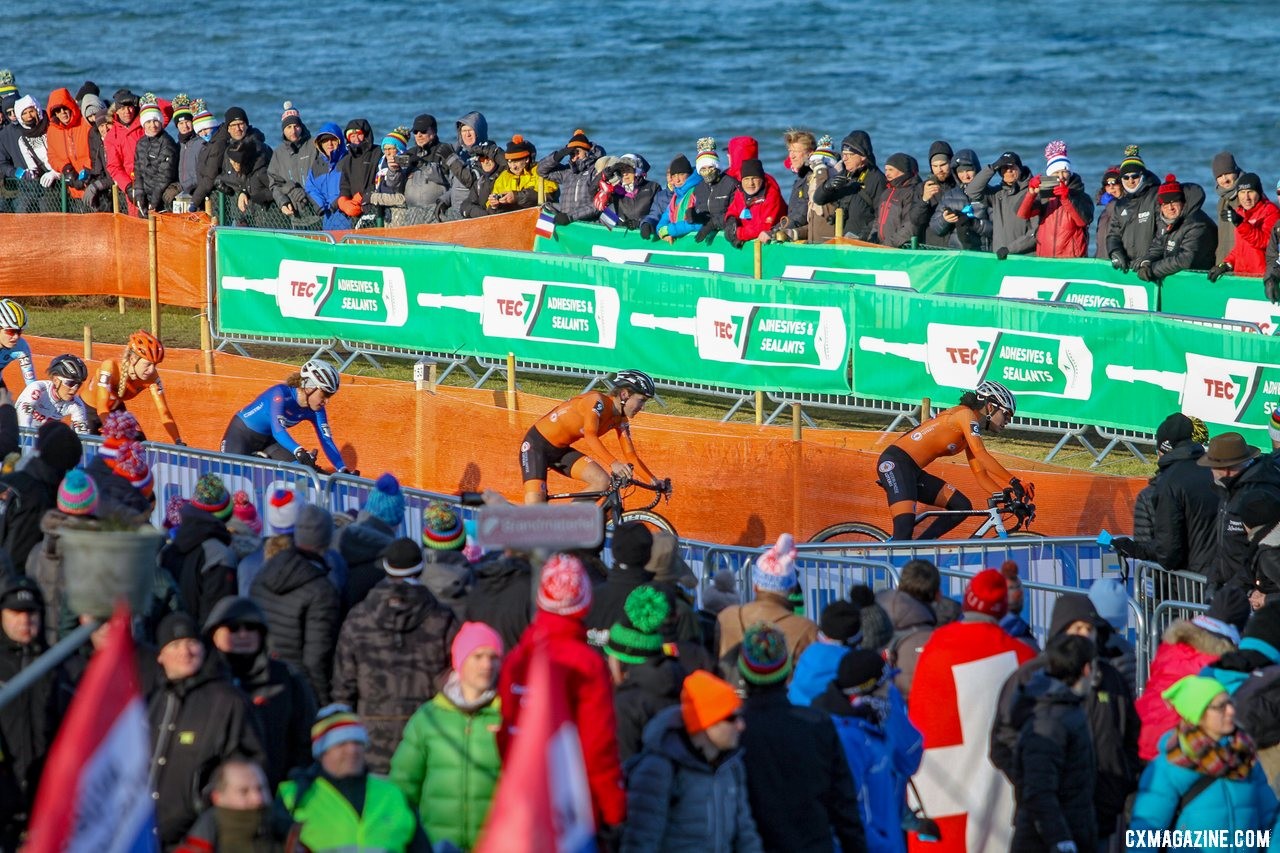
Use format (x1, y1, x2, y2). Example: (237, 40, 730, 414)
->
(809, 490, 1039, 544)
(546, 474, 677, 538)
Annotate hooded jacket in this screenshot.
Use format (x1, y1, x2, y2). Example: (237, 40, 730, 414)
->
(333, 512, 396, 611)
(1120, 440, 1220, 578)
(337, 118, 378, 207)
(614, 655, 686, 762)
(1140, 182, 1218, 280)
(446, 110, 492, 213)
(1224, 196, 1280, 276)
(0, 620, 67, 826)
(725, 136, 758, 180)
(1136, 619, 1238, 760)
(1017, 171, 1094, 258)
(1105, 169, 1162, 262)
(725, 173, 786, 242)
(877, 156, 928, 248)
(331, 578, 459, 774)
(966, 161, 1038, 255)
(621, 704, 764, 853)
(465, 555, 532, 650)
(539, 142, 605, 222)
(876, 588, 938, 699)
(930, 153, 993, 251)
(250, 544, 340, 704)
(608, 173, 661, 230)
(44, 88, 93, 195)
(268, 121, 317, 213)
(133, 127, 180, 214)
(84, 453, 152, 517)
(159, 502, 238, 627)
(105, 107, 143, 195)
(304, 121, 349, 228)
(809, 131, 885, 241)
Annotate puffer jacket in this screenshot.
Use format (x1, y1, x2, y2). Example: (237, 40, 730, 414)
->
(250, 545, 340, 704)
(621, 704, 764, 853)
(877, 165, 928, 248)
(1140, 182, 1218, 281)
(177, 130, 204, 194)
(1105, 169, 1161, 263)
(1224, 196, 1280, 276)
(1136, 619, 1238, 760)
(390, 674, 502, 851)
(461, 162, 501, 218)
(267, 122, 317, 212)
(787, 641, 849, 708)
(724, 174, 786, 242)
(1121, 440, 1220, 578)
(331, 578, 460, 774)
(877, 588, 937, 699)
(44, 88, 93, 197)
(966, 164, 1038, 255)
(609, 175, 661, 230)
(105, 111, 143, 195)
(303, 121, 349, 229)
(539, 143, 604, 222)
(1128, 729, 1280, 847)
(1017, 171, 1094, 258)
(132, 130, 179, 214)
(690, 170, 739, 229)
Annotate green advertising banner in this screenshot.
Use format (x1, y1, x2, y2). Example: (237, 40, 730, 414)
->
(215, 229, 854, 393)
(1162, 271, 1280, 334)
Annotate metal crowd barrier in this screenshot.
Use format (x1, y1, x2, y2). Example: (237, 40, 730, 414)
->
(1140, 599, 1211, 689)
(1133, 559, 1207, 632)
(322, 472, 473, 538)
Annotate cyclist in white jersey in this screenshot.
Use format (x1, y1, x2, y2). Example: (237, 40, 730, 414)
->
(16, 354, 91, 434)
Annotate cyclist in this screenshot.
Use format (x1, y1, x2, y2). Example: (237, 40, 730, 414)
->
(89, 330, 184, 444)
(221, 359, 354, 473)
(876, 380, 1032, 540)
(15, 354, 91, 434)
(0, 298, 35, 403)
(521, 368, 662, 504)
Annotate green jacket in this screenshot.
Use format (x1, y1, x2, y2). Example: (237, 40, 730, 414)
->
(389, 687, 502, 851)
(278, 771, 419, 852)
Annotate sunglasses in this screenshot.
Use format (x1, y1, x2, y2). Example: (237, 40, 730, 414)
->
(1121, 173, 1143, 181)
(2, 328, 21, 336)
(60, 379, 82, 388)
(1104, 179, 1121, 187)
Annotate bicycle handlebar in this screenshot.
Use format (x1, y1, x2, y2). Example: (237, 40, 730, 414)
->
(987, 490, 1037, 531)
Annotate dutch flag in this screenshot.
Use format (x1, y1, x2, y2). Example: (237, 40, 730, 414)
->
(25, 605, 158, 853)
(536, 207, 557, 238)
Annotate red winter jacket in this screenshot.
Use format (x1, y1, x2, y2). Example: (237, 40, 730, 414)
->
(105, 112, 143, 213)
(1135, 624, 1236, 760)
(1224, 197, 1280, 276)
(498, 610, 626, 828)
(725, 175, 786, 241)
(1017, 174, 1093, 258)
(726, 136, 758, 180)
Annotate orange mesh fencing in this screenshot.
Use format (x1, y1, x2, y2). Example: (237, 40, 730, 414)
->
(25, 336, 1145, 546)
(332, 207, 537, 250)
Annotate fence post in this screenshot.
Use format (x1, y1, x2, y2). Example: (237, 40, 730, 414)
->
(537, 177, 546, 206)
(755, 390, 764, 425)
(82, 325, 92, 361)
(753, 240, 762, 279)
(834, 207, 844, 239)
(791, 403, 803, 441)
(60, 177, 68, 213)
(205, 196, 216, 225)
(200, 309, 215, 376)
(111, 184, 119, 215)
(506, 353, 518, 412)
(921, 396, 931, 421)
(148, 212, 160, 338)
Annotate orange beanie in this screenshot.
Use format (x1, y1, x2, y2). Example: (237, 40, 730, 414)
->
(680, 671, 741, 734)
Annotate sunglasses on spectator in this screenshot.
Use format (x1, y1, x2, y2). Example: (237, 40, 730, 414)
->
(1104, 179, 1121, 187)
(1121, 173, 1143, 180)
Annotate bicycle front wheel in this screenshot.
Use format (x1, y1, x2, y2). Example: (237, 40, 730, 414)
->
(808, 521, 891, 544)
(613, 509, 678, 539)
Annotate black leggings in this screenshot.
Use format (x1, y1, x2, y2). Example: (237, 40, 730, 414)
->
(877, 445, 973, 540)
(221, 415, 292, 461)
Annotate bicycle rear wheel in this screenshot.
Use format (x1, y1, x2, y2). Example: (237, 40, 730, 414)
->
(613, 509, 678, 539)
(808, 521, 891, 543)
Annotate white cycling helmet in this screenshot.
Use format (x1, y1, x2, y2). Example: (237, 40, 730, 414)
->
(0, 299, 28, 331)
(613, 369, 655, 397)
(300, 359, 340, 394)
(975, 380, 1016, 416)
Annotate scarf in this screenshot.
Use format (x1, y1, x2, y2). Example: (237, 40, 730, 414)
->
(1166, 719, 1256, 780)
(1217, 173, 1241, 206)
(441, 670, 496, 713)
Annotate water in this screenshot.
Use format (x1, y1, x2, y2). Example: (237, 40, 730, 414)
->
(9, 0, 1280, 193)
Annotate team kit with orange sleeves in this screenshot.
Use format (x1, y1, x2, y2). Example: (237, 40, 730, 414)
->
(89, 331, 184, 444)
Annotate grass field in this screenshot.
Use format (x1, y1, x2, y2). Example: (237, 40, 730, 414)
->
(32, 296, 1152, 478)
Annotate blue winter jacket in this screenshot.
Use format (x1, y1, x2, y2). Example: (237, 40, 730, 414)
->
(788, 642, 850, 707)
(656, 174, 703, 239)
(304, 121, 350, 230)
(1128, 730, 1280, 848)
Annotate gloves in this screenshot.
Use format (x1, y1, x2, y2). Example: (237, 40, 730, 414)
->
(639, 221, 654, 240)
(1009, 478, 1027, 501)
(39, 171, 58, 188)
(1052, 181, 1070, 198)
(695, 222, 716, 243)
(1226, 207, 1245, 226)
(1109, 250, 1130, 272)
(553, 147, 572, 161)
(339, 467, 360, 476)
(1207, 262, 1231, 282)
(1027, 175, 1041, 190)
(657, 225, 670, 239)
(1265, 273, 1280, 304)
(829, 173, 854, 191)
(723, 217, 743, 248)
(1136, 261, 1155, 282)
(336, 194, 363, 217)
(293, 446, 317, 467)
(1110, 536, 1137, 557)
(553, 210, 571, 226)
(995, 247, 1009, 260)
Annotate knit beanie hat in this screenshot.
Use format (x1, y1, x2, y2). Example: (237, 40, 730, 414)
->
(191, 473, 232, 520)
(224, 106, 248, 126)
(36, 421, 82, 474)
(1119, 144, 1145, 175)
(1157, 174, 1184, 204)
(164, 496, 187, 530)
(808, 135, 838, 171)
(752, 533, 797, 595)
(668, 153, 693, 176)
(191, 99, 216, 135)
(836, 648, 889, 695)
(411, 114, 437, 134)
(381, 126, 409, 153)
(695, 136, 720, 172)
(504, 134, 534, 160)
(818, 600, 862, 646)
(171, 93, 193, 121)
(1088, 578, 1129, 630)
(364, 473, 405, 528)
(610, 521, 653, 568)
(1237, 172, 1263, 194)
(0, 70, 15, 100)
(885, 152, 913, 175)
(138, 93, 163, 127)
(537, 552, 592, 617)
(57, 469, 99, 516)
(963, 569, 1009, 620)
(566, 128, 591, 151)
(80, 94, 107, 122)
(156, 611, 199, 649)
(605, 586, 671, 665)
(1156, 413, 1194, 454)
(451, 621, 504, 674)
(422, 501, 466, 551)
(231, 490, 262, 535)
(311, 703, 369, 758)
(383, 537, 424, 578)
(738, 622, 792, 686)
(111, 441, 152, 499)
(295, 503, 334, 552)
(267, 489, 300, 535)
(1044, 140, 1070, 176)
(1212, 151, 1240, 179)
(1190, 615, 1241, 646)
(280, 100, 301, 130)
(849, 584, 893, 651)
(739, 158, 765, 180)
(1162, 675, 1228, 726)
(680, 670, 741, 734)
(98, 410, 141, 464)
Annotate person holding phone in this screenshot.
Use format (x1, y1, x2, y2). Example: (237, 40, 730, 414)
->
(1016, 139, 1093, 258)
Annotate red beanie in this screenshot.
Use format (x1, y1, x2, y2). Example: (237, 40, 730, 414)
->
(1157, 173, 1184, 204)
(963, 569, 1009, 619)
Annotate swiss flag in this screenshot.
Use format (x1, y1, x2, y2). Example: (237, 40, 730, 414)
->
(476, 644, 596, 853)
(907, 621, 1035, 853)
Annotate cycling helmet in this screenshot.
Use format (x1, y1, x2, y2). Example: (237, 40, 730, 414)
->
(975, 380, 1016, 416)
(613, 369, 655, 397)
(49, 354, 88, 384)
(0, 299, 27, 331)
(127, 330, 165, 364)
(300, 359, 340, 394)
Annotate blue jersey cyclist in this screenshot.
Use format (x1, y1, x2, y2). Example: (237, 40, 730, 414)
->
(0, 299, 36, 400)
(221, 359, 354, 472)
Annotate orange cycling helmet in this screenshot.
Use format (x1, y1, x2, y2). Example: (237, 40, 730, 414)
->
(128, 330, 165, 364)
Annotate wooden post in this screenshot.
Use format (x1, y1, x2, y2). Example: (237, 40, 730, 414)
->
(753, 240, 763, 279)
(505, 352, 518, 411)
(921, 396, 931, 421)
(82, 325, 92, 361)
(118, 297, 126, 315)
(792, 403, 802, 441)
(537, 177, 546, 206)
(755, 390, 764, 425)
(147, 213, 160, 337)
(111, 185, 119, 215)
(834, 207, 845, 239)
(199, 308, 215, 376)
